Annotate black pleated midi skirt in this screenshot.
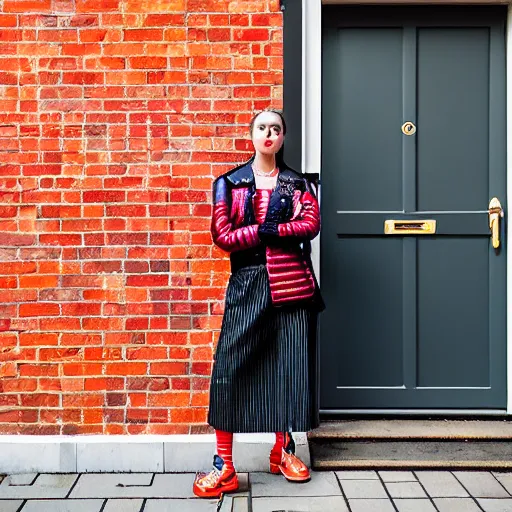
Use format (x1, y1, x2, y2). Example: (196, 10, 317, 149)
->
(208, 264, 319, 433)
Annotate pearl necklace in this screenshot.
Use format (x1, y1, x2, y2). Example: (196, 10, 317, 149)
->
(252, 164, 278, 177)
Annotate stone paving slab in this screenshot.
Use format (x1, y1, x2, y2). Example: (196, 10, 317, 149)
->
(433, 497, 482, 511)
(4, 474, 38, 486)
(348, 498, 395, 511)
(385, 481, 428, 498)
(22, 499, 105, 511)
(416, 471, 469, 497)
(71, 473, 248, 500)
(0, 500, 24, 512)
(1, 470, 512, 510)
(454, 472, 510, 498)
(335, 470, 378, 480)
(70, 473, 191, 499)
(252, 496, 349, 512)
(0, 474, 78, 499)
(103, 499, 144, 511)
(232, 473, 250, 496)
(339, 479, 387, 499)
(476, 499, 512, 512)
(379, 471, 417, 482)
(231, 496, 249, 512)
(250, 471, 341, 497)
(143, 499, 222, 511)
(394, 498, 437, 512)
(492, 473, 512, 495)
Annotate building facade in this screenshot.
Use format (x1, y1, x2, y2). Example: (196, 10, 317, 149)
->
(1, 0, 511, 472)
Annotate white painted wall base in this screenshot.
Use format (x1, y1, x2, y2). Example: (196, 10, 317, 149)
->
(0, 433, 310, 474)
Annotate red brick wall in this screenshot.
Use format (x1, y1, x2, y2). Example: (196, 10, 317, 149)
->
(0, 0, 283, 435)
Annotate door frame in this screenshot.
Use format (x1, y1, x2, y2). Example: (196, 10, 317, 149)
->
(285, 0, 511, 414)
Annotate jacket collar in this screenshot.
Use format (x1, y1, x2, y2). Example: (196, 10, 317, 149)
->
(226, 161, 254, 186)
(226, 161, 303, 187)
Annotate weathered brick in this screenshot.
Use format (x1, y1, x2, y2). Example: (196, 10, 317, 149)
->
(130, 56, 167, 69)
(0, 0, 282, 434)
(76, 0, 121, 13)
(124, 28, 163, 41)
(19, 303, 60, 317)
(0, 362, 17, 377)
(106, 362, 147, 376)
(4, 0, 52, 13)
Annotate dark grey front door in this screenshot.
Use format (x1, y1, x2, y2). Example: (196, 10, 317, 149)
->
(320, 6, 507, 410)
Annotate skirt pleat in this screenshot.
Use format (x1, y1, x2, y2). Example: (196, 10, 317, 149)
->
(208, 264, 318, 433)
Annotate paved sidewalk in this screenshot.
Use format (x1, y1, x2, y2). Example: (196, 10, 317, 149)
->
(1, 470, 512, 511)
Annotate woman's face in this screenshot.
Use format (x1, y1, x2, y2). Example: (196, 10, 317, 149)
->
(251, 111, 285, 157)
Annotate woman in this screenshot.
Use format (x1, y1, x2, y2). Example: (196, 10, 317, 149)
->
(193, 109, 323, 498)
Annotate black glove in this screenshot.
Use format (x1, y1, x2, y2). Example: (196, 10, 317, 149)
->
(258, 221, 279, 244)
(258, 194, 293, 245)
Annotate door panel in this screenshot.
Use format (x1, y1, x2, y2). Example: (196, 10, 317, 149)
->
(417, 238, 490, 388)
(328, 238, 404, 388)
(335, 29, 404, 211)
(320, 6, 507, 410)
(417, 28, 490, 211)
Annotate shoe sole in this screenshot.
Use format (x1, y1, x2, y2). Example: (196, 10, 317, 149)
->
(279, 471, 311, 483)
(270, 462, 311, 482)
(193, 481, 239, 499)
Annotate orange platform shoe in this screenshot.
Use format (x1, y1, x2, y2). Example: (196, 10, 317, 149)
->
(193, 455, 239, 498)
(269, 433, 311, 482)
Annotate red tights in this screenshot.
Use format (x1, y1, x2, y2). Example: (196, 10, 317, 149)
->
(215, 430, 234, 470)
(274, 431, 286, 452)
(215, 430, 288, 471)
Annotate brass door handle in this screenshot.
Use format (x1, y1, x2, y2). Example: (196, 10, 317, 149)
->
(489, 197, 504, 249)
